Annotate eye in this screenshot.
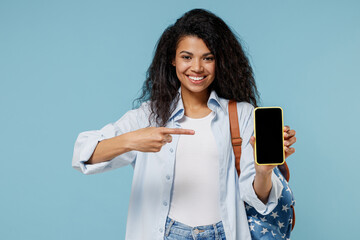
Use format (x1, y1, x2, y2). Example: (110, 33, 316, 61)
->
(204, 56, 214, 61)
(181, 55, 191, 60)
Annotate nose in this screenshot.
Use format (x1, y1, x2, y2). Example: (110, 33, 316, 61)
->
(191, 59, 203, 72)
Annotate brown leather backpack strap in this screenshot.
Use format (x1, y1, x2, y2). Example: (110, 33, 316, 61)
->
(228, 100, 242, 176)
(291, 205, 296, 230)
(278, 161, 290, 182)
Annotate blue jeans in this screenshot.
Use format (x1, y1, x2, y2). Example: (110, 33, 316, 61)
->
(164, 216, 226, 240)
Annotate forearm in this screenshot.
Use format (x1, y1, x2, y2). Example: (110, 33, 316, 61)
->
(85, 132, 132, 164)
(253, 172, 272, 204)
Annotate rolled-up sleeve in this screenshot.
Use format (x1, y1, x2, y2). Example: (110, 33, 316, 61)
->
(237, 102, 283, 215)
(72, 108, 142, 175)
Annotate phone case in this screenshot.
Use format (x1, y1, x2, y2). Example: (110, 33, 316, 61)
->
(253, 106, 285, 165)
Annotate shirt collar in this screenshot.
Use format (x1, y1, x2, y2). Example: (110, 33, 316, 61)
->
(168, 86, 227, 122)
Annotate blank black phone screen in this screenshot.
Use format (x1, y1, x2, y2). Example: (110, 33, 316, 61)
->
(254, 108, 284, 164)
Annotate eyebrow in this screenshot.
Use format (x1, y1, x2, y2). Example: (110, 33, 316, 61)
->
(179, 51, 213, 56)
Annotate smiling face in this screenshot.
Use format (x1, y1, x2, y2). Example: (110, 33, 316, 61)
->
(172, 36, 216, 98)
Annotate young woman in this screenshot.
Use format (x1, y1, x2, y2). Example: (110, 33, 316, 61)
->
(72, 9, 296, 240)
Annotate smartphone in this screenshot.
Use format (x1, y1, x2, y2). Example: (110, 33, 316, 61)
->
(254, 107, 285, 165)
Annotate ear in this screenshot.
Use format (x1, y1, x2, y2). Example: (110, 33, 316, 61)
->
(171, 59, 175, 67)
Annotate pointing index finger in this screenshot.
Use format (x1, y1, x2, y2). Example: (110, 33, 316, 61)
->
(162, 128, 195, 135)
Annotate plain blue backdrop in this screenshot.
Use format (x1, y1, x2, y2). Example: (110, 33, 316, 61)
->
(1, 0, 359, 239)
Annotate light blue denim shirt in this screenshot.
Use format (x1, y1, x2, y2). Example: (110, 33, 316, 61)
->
(72, 87, 283, 240)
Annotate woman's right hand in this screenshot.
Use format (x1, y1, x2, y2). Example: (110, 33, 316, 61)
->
(127, 127, 195, 152)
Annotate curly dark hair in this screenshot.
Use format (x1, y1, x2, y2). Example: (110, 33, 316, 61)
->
(133, 8, 260, 127)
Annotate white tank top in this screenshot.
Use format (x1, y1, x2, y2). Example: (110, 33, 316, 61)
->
(168, 110, 221, 227)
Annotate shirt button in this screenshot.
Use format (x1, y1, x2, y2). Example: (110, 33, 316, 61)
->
(163, 201, 168, 206)
(169, 148, 174, 153)
(166, 175, 171, 180)
(159, 228, 163, 233)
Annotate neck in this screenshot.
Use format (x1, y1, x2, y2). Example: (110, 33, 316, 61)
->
(181, 86, 211, 111)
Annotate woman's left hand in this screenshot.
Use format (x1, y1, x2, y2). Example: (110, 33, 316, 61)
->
(249, 125, 297, 203)
(250, 125, 297, 173)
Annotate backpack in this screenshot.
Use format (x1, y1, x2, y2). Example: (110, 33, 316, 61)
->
(228, 100, 295, 239)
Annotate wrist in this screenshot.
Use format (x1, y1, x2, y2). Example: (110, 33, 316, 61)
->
(253, 172, 273, 204)
(254, 172, 272, 187)
(255, 167, 273, 178)
(117, 132, 134, 152)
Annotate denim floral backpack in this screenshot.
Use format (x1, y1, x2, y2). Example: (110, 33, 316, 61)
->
(228, 100, 295, 239)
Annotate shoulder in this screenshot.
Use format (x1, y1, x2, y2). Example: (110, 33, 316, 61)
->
(112, 100, 153, 129)
(227, 101, 255, 136)
(218, 96, 254, 116)
(235, 101, 254, 116)
(132, 100, 156, 127)
(137, 100, 152, 116)
(235, 102, 254, 130)
(220, 98, 254, 129)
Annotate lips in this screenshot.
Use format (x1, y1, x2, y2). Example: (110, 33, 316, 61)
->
(186, 75, 207, 84)
(188, 76, 205, 81)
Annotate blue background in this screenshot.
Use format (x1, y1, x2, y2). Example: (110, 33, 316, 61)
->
(1, 0, 359, 239)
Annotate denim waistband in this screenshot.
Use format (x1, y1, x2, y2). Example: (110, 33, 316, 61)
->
(164, 216, 226, 239)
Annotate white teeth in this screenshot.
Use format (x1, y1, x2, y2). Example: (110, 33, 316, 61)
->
(188, 76, 205, 81)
